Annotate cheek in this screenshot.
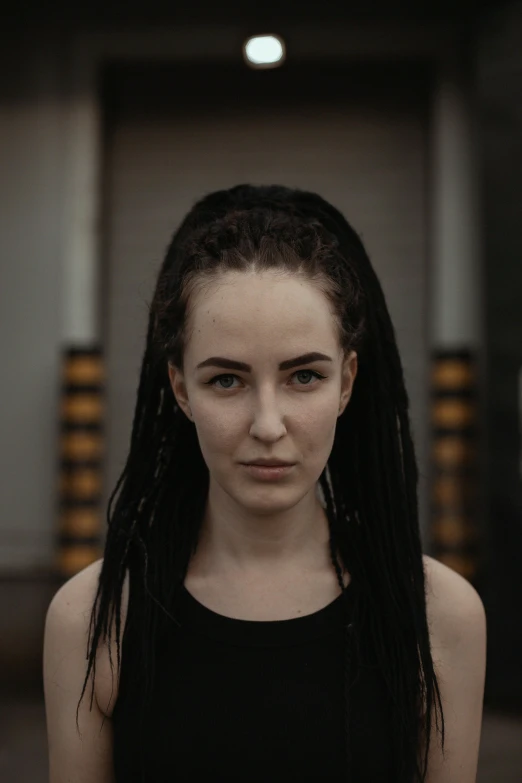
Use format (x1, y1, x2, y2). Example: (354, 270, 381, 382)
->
(193, 402, 239, 458)
(299, 406, 338, 456)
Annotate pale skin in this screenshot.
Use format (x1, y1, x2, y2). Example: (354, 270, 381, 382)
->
(43, 270, 487, 782)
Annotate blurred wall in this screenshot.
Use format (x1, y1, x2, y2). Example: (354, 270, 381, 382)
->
(0, 36, 67, 573)
(476, 1, 522, 710)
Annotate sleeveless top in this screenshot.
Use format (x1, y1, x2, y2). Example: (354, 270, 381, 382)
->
(112, 577, 396, 781)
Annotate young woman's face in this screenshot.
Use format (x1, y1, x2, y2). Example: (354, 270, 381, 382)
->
(168, 270, 357, 515)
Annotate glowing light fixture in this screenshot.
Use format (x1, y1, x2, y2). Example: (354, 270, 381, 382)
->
(243, 35, 286, 69)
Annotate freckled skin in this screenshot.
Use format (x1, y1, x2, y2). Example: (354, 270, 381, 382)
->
(168, 270, 357, 569)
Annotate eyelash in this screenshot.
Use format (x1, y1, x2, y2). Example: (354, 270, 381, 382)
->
(205, 370, 327, 391)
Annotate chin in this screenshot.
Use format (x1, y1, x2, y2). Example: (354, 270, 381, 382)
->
(235, 486, 309, 513)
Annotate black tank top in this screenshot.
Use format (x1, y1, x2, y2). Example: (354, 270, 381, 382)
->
(112, 578, 396, 781)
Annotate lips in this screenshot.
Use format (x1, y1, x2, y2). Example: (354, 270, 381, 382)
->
(243, 461, 294, 467)
(241, 463, 295, 480)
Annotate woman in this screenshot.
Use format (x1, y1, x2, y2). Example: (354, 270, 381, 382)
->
(43, 184, 486, 782)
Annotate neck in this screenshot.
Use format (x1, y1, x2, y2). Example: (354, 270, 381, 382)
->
(190, 479, 333, 579)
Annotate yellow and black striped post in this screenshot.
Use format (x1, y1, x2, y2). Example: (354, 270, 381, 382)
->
(430, 349, 481, 583)
(56, 347, 105, 579)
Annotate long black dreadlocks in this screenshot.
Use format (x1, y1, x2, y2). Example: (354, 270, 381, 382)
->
(78, 184, 445, 781)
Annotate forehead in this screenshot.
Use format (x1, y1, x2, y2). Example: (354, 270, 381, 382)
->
(186, 271, 338, 354)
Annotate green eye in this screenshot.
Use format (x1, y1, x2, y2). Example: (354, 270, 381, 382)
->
(207, 374, 238, 390)
(206, 370, 326, 390)
(295, 370, 324, 385)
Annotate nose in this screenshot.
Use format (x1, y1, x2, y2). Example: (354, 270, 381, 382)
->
(248, 394, 287, 442)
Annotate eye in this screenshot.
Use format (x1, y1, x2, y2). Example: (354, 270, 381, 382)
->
(206, 374, 239, 390)
(293, 370, 325, 386)
(205, 370, 326, 390)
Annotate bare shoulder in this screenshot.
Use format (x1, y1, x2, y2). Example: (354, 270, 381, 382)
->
(46, 557, 104, 626)
(422, 553, 487, 653)
(421, 554, 487, 783)
(44, 558, 131, 782)
(45, 558, 130, 716)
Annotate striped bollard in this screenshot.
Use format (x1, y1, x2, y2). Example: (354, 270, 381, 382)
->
(430, 349, 481, 583)
(56, 347, 104, 579)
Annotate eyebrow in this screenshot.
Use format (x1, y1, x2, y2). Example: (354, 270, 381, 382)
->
(196, 352, 333, 373)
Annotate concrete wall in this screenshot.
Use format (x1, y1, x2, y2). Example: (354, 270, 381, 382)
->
(0, 36, 67, 572)
(476, 1, 522, 710)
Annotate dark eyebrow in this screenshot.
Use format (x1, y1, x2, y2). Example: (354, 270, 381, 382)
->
(196, 352, 333, 373)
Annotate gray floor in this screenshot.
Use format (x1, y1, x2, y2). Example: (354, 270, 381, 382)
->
(1, 695, 521, 781)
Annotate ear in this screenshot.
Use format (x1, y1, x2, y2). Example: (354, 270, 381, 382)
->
(167, 362, 192, 421)
(338, 350, 358, 417)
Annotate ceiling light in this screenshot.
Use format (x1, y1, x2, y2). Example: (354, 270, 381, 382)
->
(243, 35, 286, 69)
